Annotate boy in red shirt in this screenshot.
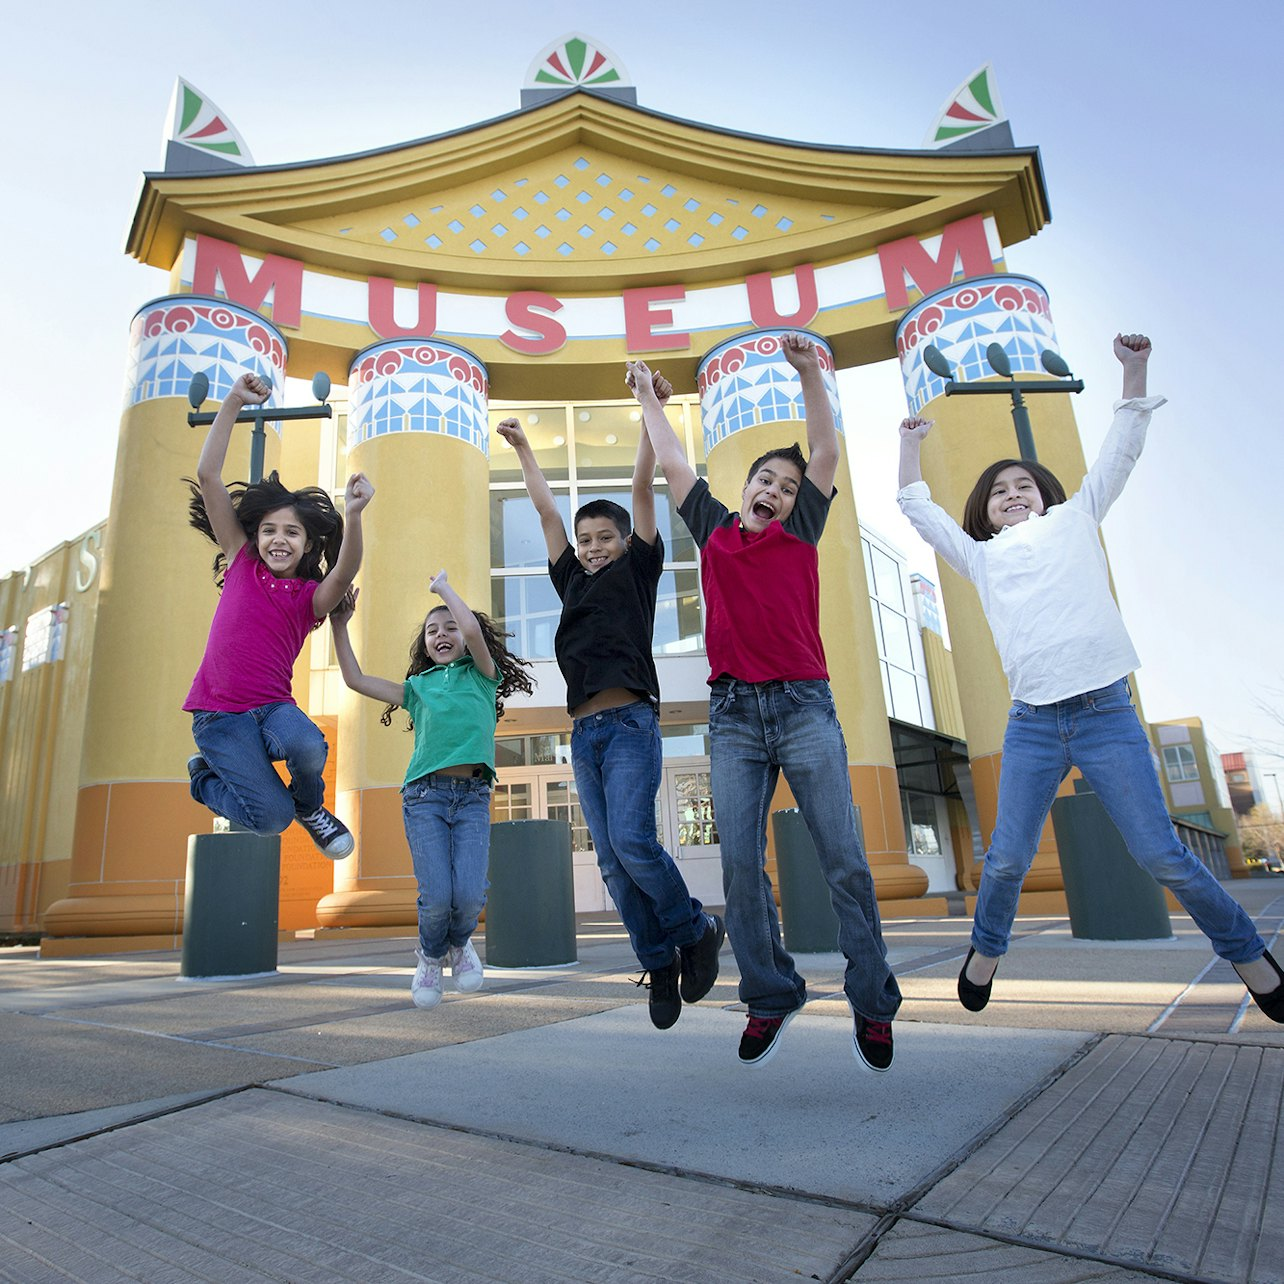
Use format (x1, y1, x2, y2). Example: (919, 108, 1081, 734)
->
(630, 336, 900, 1069)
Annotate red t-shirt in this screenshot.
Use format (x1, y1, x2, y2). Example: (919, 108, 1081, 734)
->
(184, 543, 321, 712)
(678, 477, 831, 683)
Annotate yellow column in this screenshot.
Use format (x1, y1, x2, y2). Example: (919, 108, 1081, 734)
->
(697, 331, 926, 902)
(43, 299, 287, 947)
(316, 340, 492, 929)
(896, 276, 1087, 900)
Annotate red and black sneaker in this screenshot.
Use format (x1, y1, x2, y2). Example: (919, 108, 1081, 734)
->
(738, 1010, 797, 1067)
(852, 1015, 894, 1072)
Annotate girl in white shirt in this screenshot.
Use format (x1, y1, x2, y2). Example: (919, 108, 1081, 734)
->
(897, 334, 1281, 1023)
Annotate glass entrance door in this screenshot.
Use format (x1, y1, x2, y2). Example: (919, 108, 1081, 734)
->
(660, 758, 723, 907)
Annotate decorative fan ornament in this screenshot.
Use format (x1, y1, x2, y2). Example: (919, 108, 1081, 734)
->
(925, 64, 1007, 147)
(526, 34, 629, 90)
(164, 78, 254, 165)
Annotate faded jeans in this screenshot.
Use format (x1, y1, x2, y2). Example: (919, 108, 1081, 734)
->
(709, 677, 901, 1021)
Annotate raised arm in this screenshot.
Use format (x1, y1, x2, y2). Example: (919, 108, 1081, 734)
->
(1115, 332, 1150, 399)
(897, 416, 935, 490)
(627, 360, 696, 507)
(494, 418, 570, 563)
(328, 589, 404, 706)
(430, 570, 496, 679)
(780, 334, 838, 496)
(195, 372, 270, 560)
(629, 367, 675, 544)
(313, 472, 375, 618)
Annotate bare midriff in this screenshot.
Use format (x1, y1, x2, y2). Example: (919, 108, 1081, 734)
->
(433, 763, 486, 777)
(571, 686, 640, 719)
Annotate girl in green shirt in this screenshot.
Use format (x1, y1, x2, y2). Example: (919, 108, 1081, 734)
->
(331, 572, 533, 1009)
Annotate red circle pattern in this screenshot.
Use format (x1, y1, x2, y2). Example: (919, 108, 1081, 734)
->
(896, 283, 1050, 362)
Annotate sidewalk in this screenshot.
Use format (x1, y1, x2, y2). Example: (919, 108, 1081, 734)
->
(1, 880, 1281, 1283)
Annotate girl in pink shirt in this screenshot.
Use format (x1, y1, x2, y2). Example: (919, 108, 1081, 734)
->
(184, 371, 373, 858)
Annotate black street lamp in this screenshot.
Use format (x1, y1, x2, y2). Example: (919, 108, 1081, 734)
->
(187, 371, 335, 484)
(921, 342, 1083, 462)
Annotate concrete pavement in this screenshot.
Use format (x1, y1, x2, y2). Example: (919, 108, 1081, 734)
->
(1, 880, 1281, 1282)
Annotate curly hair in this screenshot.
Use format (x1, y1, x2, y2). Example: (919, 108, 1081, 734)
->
(381, 605, 536, 728)
(185, 471, 344, 587)
(961, 459, 1068, 541)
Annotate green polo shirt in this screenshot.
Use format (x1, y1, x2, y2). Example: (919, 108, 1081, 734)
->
(402, 657, 502, 786)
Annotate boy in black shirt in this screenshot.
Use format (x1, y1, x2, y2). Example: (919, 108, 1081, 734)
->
(497, 373, 723, 1030)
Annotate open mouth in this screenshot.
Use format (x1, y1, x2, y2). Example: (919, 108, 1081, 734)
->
(752, 502, 775, 522)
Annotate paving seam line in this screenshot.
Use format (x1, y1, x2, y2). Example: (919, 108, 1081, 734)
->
(892, 918, 1069, 978)
(826, 1210, 899, 1284)
(260, 1081, 891, 1220)
(891, 1209, 1221, 1284)
(0, 1084, 257, 1166)
(880, 1030, 1104, 1218)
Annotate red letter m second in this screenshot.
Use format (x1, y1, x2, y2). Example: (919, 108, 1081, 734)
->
(192, 234, 303, 328)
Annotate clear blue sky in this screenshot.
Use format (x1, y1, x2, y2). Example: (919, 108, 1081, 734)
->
(5, 1, 1284, 779)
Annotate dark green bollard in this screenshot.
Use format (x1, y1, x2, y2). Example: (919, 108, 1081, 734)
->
(772, 806, 864, 954)
(1051, 792, 1173, 941)
(486, 819, 577, 967)
(181, 832, 280, 978)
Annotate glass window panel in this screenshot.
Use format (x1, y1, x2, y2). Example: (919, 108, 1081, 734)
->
(490, 490, 572, 569)
(871, 546, 905, 609)
(660, 723, 711, 757)
(887, 665, 921, 725)
(545, 778, 594, 852)
(495, 737, 527, 769)
(902, 791, 942, 856)
(492, 782, 533, 822)
(674, 769, 718, 847)
(879, 604, 914, 668)
(489, 407, 569, 481)
(861, 536, 874, 589)
(572, 404, 645, 478)
(655, 570, 704, 655)
(491, 574, 563, 661)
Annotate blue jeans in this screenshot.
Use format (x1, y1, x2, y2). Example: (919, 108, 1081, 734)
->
(403, 773, 492, 959)
(974, 679, 1266, 963)
(572, 701, 704, 970)
(709, 678, 902, 1021)
(190, 703, 327, 834)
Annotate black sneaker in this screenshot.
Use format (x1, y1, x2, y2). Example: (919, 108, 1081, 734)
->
(635, 954, 682, 1029)
(296, 806, 354, 859)
(738, 1010, 797, 1067)
(853, 1015, 894, 1072)
(1244, 948, 1284, 1023)
(679, 912, 725, 1004)
(186, 754, 209, 779)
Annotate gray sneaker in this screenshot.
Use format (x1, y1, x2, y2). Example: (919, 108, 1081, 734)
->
(412, 950, 443, 1009)
(295, 806, 353, 859)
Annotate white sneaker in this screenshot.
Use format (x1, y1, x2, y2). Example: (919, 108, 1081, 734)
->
(411, 950, 443, 1009)
(447, 939, 484, 993)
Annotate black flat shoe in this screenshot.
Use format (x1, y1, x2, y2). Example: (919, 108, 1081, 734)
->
(1244, 948, 1284, 1024)
(958, 947, 996, 1012)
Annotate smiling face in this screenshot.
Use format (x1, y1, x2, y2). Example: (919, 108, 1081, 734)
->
(255, 505, 312, 578)
(423, 606, 466, 665)
(986, 464, 1047, 532)
(740, 458, 804, 533)
(574, 516, 629, 574)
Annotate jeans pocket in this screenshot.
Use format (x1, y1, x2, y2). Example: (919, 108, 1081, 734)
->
(619, 704, 653, 733)
(710, 687, 735, 718)
(1008, 701, 1031, 720)
(784, 679, 833, 707)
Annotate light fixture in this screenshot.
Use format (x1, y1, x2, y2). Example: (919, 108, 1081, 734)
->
(553, 435, 565, 447)
(578, 411, 592, 422)
(527, 413, 540, 425)
(605, 434, 618, 445)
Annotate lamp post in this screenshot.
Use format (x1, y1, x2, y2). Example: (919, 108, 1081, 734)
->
(187, 371, 335, 484)
(1268, 772, 1284, 821)
(920, 342, 1084, 463)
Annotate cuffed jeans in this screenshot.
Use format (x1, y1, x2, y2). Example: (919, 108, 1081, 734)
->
(190, 703, 327, 834)
(403, 773, 492, 959)
(973, 679, 1266, 963)
(709, 678, 901, 1021)
(572, 701, 704, 970)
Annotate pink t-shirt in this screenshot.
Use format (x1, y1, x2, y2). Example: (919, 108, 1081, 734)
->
(184, 544, 321, 712)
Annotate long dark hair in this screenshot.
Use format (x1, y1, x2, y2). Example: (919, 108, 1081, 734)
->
(382, 605, 535, 728)
(185, 471, 344, 587)
(961, 458, 1068, 541)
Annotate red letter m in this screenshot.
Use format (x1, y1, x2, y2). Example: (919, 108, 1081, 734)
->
(877, 214, 993, 311)
(192, 234, 303, 328)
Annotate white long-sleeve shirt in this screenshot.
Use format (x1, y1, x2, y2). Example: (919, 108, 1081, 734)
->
(896, 395, 1166, 705)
